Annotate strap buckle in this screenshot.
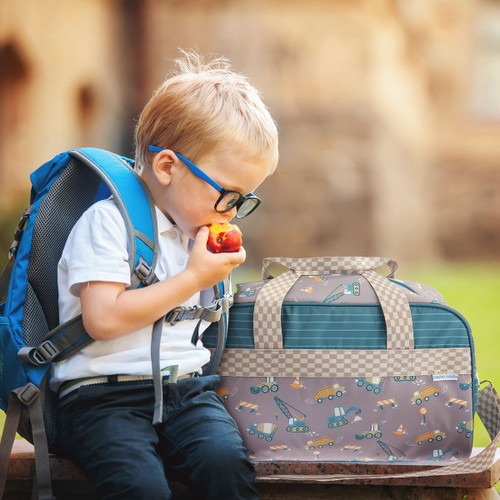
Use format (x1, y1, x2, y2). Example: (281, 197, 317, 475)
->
(135, 258, 159, 286)
(165, 305, 203, 324)
(16, 383, 39, 406)
(18, 340, 60, 365)
(9, 206, 32, 258)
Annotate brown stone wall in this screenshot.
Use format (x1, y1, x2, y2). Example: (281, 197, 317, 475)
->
(1, 0, 499, 266)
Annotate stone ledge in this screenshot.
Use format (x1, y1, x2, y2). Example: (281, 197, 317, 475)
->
(5, 440, 500, 499)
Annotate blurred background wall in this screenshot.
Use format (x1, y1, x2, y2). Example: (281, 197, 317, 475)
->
(1, 0, 499, 269)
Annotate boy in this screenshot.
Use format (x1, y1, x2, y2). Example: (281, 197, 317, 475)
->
(52, 50, 279, 499)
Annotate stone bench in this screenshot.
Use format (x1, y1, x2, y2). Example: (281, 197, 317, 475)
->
(4, 440, 500, 499)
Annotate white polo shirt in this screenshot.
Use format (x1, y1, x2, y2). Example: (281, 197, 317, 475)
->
(50, 198, 212, 389)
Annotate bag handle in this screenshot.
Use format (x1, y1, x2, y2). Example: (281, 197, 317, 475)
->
(262, 256, 398, 280)
(253, 256, 413, 351)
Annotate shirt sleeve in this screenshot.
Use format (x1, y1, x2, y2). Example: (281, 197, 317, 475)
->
(59, 200, 131, 297)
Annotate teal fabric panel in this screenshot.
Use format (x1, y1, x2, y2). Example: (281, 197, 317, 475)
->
(203, 303, 472, 350)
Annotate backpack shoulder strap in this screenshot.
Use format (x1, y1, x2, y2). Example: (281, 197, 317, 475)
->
(19, 148, 159, 366)
(71, 148, 159, 288)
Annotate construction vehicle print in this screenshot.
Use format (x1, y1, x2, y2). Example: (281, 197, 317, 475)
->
(305, 437, 335, 450)
(216, 387, 231, 400)
(415, 430, 446, 445)
(356, 377, 385, 394)
(355, 423, 382, 440)
(327, 406, 361, 428)
(377, 398, 397, 410)
(411, 385, 440, 405)
(237, 401, 259, 413)
(456, 420, 473, 438)
(342, 445, 362, 453)
(426, 448, 458, 461)
(323, 282, 360, 303)
(247, 423, 277, 441)
(274, 396, 309, 432)
(250, 377, 279, 394)
(376, 441, 406, 461)
(314, 384, 345, 403)
(445, 397, 468, 410)
(269, 445, 290, 452)
(393, 376, 416, 382)
(460, 379, 473, 391)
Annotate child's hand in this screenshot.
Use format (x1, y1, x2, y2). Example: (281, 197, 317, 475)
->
(185, 226, 246, 290)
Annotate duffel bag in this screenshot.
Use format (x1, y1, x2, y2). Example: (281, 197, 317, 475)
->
(203, 256, 500, 467)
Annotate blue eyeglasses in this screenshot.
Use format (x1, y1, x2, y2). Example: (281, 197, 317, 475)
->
(148, 145, 262, 218)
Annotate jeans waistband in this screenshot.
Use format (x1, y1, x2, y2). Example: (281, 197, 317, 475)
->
(58, 372, 198, 407)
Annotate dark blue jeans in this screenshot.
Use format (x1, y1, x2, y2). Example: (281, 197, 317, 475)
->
(57, 375, 259, 499)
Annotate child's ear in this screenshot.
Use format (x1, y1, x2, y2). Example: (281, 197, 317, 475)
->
(152, 149, 177, 186)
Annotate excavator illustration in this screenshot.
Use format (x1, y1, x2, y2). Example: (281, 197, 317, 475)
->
(327, 406, 361, 428)
(426, 448, 458, 461)
(273, 396, 309, 432)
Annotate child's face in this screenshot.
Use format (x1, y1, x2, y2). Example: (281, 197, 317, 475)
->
(158, 146, 270, 239)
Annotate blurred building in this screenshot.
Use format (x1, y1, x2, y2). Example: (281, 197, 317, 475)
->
(1, 0, 499, 267)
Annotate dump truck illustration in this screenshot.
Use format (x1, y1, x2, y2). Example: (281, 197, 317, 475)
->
(250, 377, 279, 394)
(426, 448, 458, 461)
(274, 396, 309, 432)
(415, 429, 446, 445)
(305, 437, 335, 450)
(314, 384, 345, 403)
(247, 423, 277, 441)
(216, 387, 230, 400)
(411, 385, 440, 405)
(457, 420, 473, 438)
(327, 406, 361, 428)
(356, 377, 385, 394)
(355, 423, 382, 440)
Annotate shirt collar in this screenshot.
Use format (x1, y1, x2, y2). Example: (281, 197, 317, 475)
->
(155, 206, 174, 234)
(155, 207, 191, 251)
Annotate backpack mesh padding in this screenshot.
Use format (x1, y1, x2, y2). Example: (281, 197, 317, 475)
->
(22, 158, 102, 341)
(20, 158, 103, 451)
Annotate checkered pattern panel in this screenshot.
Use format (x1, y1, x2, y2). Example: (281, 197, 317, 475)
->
(262, 256, 398, 280)
(477, 382, 500, 440)
(253, 270, 299, 349)
(361, 269, 414, 349)
(215, 347, 471, 378)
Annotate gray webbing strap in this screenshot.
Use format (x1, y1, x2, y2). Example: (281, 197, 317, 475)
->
(151, 317, 164, 426)
(0, 384, 53, 500)
(258, 381, 500, 483)
(18, 315, 93, 365)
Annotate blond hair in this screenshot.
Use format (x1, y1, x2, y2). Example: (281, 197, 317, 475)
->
(135, 50, 278, 173)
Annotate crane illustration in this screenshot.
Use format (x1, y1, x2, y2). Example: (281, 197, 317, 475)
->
(273, 396, 309, 432)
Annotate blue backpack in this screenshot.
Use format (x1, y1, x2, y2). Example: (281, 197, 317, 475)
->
(0, 148, 230, 499)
